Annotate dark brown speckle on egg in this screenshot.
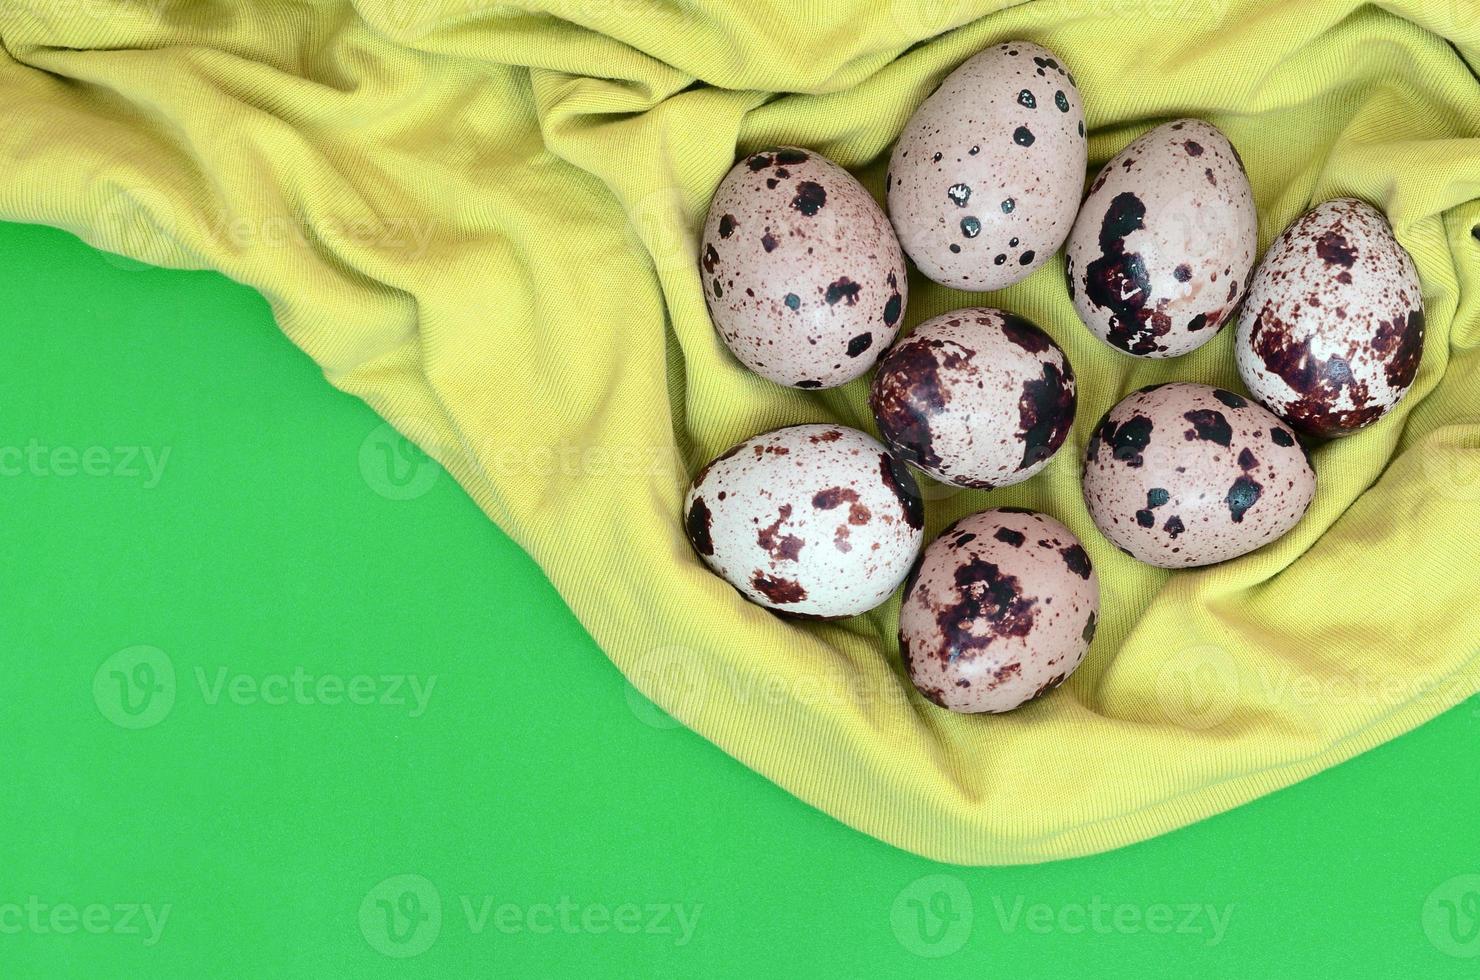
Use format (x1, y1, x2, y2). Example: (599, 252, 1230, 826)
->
(870, 308, 1076, 489)
(886, 41, 1086, 292)
(1235, 198, 1426, 437)
(899, 509, 1098, 713)
(1066, 119, 1258, 358)
(683, 425, 922, 616)
(1081, 382, 1314, 567)
(699, 147, 908, 388)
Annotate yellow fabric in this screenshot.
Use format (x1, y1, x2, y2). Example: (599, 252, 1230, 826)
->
(2, 0, 1477, 864)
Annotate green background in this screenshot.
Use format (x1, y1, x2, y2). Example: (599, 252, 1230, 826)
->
(4, 217, 1479, 977)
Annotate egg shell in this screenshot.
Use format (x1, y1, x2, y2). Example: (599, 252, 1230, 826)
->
(868, 307, 1077, 489)
(1234, 198, 1426, 437)
(887, 41, 1087, 290)
(1081, 382, 1315, 568)
(1065, 119, 1258, 358)
(899, 508, 1099, 714)
(683, 424, 924, 617)
(699, 148, 907, 388)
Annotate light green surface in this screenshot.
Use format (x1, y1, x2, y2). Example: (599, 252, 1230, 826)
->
(5, 220, 1480, 975)
(3, 0, 1476, 865)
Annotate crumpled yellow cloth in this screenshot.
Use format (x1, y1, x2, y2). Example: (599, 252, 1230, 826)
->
(3, 0, 1477, 864)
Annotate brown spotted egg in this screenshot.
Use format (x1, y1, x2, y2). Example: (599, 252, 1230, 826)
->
(887, 41, 1086, 290)
(899, 509, 1099, 714)
(868, 308, 1076, 489)
(700, 148, 907, 388)
(1081, 383, 1315, 568)
(1065, 119, 1257, 358)
(683, 424, 924, 617)
(1235, 198, 1426, 437)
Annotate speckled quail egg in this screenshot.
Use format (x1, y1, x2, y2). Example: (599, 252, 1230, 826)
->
(683, 424, 924, 616)
(700, 148, 907, 388)
(887, 41, 1087, 290)
(1081, 383, 1315, 568)
(868, 308, 1076, 489)
(899, 508, 1099, 714)
(1065, 119, 1258, 358)
(1235, 198, 1426, 437)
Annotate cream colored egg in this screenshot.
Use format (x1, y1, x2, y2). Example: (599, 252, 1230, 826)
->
(700, 148, 907, 389)
(683, 425, 923, 617)
(1081, 383, 1315, 567)
(1235, 198, 1425, 437)
(899, 509, 1099, 714)
(887, 42, 1087, 290)
(868, 308, 1076, 489)
(1065, 119, 1257, 358)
